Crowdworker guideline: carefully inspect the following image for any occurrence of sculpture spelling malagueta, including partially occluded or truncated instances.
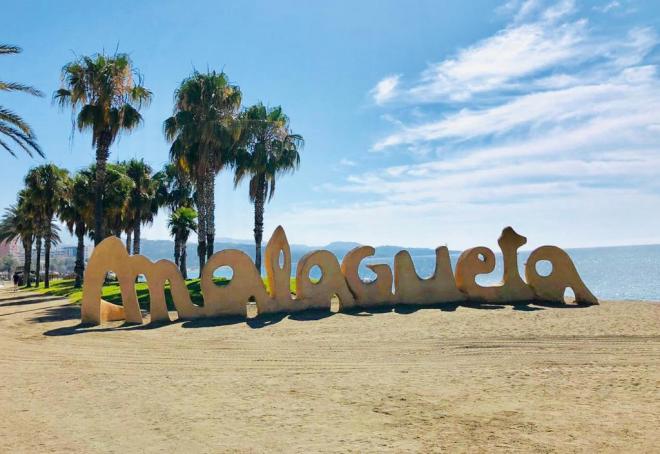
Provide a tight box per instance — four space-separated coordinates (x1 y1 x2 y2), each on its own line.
80 226 598 325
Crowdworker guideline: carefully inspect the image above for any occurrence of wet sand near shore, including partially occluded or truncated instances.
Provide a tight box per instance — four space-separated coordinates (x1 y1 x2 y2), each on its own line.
0 289 658 453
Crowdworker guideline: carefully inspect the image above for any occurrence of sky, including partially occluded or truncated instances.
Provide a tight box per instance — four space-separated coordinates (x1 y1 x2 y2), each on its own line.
1 0 660 250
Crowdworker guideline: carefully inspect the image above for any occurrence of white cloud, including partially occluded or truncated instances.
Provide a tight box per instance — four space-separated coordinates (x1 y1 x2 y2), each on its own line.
370 74 400 105
339 158 357 167
278 189 660 249
594 1 620 13
314 0 660 248
374 73 660 150
371 1 585 104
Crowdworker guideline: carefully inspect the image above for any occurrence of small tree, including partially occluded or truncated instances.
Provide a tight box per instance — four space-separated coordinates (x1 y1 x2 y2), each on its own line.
168 207 197 278
1 254 18 277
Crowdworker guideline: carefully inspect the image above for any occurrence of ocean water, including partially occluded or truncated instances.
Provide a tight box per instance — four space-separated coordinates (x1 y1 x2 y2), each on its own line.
207 244 660 302
300 245 660 302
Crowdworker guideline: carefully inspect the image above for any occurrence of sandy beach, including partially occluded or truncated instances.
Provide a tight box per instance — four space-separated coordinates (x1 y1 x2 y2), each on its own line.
0 289 658 453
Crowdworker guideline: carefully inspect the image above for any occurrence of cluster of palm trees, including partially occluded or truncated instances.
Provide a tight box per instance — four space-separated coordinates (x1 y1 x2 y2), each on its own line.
1 48 303 287
0 159 193 288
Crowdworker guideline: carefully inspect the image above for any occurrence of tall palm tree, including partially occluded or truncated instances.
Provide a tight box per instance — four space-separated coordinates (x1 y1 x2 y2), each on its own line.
0 45 43 158
123 158 160 255
54 52 152 245
164 70 242 275
234 104 303 273
24 164 70 288
168 206 197 278
60 171 94 288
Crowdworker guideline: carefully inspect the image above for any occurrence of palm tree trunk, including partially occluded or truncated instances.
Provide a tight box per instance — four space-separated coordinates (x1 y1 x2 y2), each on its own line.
253 177 266 274
35 236 42 287
44 228 52 288
180 237 188 279
125 229 132 254
173 233 181 267
196 178 207 277
133 216 141 255
23 238 32 288
94 131 112 245
206 167 215 260
74 225 85 289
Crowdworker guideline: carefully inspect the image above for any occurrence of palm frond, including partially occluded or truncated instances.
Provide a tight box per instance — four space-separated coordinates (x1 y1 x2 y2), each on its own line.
0 122 43 157
0 81 43 96
0 45 21 54
0 106 33 134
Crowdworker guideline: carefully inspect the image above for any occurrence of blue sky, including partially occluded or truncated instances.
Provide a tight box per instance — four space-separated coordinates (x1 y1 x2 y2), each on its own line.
2 0 660 249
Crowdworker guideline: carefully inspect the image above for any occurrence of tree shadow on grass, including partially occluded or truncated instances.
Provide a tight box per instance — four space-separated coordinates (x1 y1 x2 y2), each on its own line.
0 293 53 302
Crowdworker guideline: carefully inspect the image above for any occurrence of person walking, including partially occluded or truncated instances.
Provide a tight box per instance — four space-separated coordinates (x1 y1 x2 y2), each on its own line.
12 272 19 291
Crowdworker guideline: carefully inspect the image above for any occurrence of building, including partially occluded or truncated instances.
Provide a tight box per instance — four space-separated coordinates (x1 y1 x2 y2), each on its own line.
0 238 24 262
52 245 92 260
61 246 78 257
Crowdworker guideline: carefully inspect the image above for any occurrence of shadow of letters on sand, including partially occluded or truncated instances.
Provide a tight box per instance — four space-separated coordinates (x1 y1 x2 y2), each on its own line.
80 226 598 327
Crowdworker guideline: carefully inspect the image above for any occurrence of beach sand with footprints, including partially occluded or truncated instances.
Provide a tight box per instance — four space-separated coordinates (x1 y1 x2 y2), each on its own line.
0 288 658 452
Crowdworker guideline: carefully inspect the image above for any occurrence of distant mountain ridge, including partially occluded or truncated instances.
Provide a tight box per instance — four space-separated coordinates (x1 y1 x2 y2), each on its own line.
137 238 446 270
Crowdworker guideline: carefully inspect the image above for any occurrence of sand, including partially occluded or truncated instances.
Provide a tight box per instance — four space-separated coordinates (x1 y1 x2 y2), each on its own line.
0 288 658 453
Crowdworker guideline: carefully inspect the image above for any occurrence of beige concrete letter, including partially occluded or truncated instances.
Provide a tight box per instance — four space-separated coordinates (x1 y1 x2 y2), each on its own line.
341 246 394 308
495 227 536 302
81 236 144 324
296 250 356 311
263 226 295 313
525 246 598 305
455 246 498 302
81 236 204 325
455 227 535 303
394 246 465 304
201 249 272 318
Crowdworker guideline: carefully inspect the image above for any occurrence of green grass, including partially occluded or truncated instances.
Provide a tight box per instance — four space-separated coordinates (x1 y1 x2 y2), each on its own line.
25 277 298 311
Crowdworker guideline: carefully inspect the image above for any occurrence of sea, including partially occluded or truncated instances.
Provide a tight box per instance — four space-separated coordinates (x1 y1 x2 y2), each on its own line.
206 244 659 302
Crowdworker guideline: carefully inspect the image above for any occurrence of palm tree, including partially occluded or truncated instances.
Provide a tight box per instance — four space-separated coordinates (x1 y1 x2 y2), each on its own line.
158 162 194 211
54 52 152 245
168 207 197 278
123 159 161 255
60 171 94 288
0 45 43 158
0 197 34 286
24 164 70 288
20 186 45 286
164 70 242 275
1 191 61 287
157 163 194 261
89 163 134 239
73 163 133 247
234 104 303 272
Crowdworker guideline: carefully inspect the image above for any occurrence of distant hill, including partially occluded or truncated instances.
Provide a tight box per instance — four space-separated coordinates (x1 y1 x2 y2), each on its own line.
137 238 442 271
